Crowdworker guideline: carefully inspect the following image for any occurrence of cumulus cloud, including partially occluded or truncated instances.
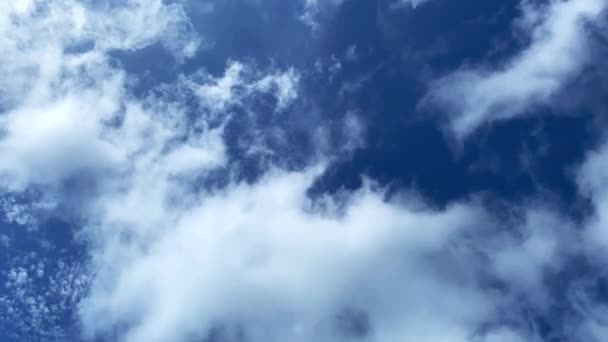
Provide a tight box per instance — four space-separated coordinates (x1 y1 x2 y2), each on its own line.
427 0 606 138
81 171 490 341
76 162 569 341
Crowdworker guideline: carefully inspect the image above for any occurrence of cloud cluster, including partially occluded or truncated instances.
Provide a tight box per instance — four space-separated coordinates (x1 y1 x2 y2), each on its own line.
1 254 88 341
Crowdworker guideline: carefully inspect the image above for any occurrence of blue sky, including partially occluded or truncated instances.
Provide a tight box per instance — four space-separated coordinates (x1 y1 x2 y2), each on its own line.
1 0 608 341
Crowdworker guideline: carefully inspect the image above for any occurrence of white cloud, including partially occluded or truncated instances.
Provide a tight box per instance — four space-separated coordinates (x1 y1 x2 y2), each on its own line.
488 209 568 307
81 168 523 342
188 62 300 115
0 0 202 192
427 0 606 138
0 1 587 341
254 68 301 110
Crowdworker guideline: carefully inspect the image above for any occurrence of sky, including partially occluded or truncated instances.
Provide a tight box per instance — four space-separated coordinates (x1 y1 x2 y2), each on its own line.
1 0 608 341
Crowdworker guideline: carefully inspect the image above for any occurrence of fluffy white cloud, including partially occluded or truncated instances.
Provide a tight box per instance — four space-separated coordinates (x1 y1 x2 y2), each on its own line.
81 171 493 341
78 161 565 341
427 0 606 138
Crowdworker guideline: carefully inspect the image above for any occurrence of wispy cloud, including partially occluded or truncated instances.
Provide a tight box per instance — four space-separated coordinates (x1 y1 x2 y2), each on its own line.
426 0 606 138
